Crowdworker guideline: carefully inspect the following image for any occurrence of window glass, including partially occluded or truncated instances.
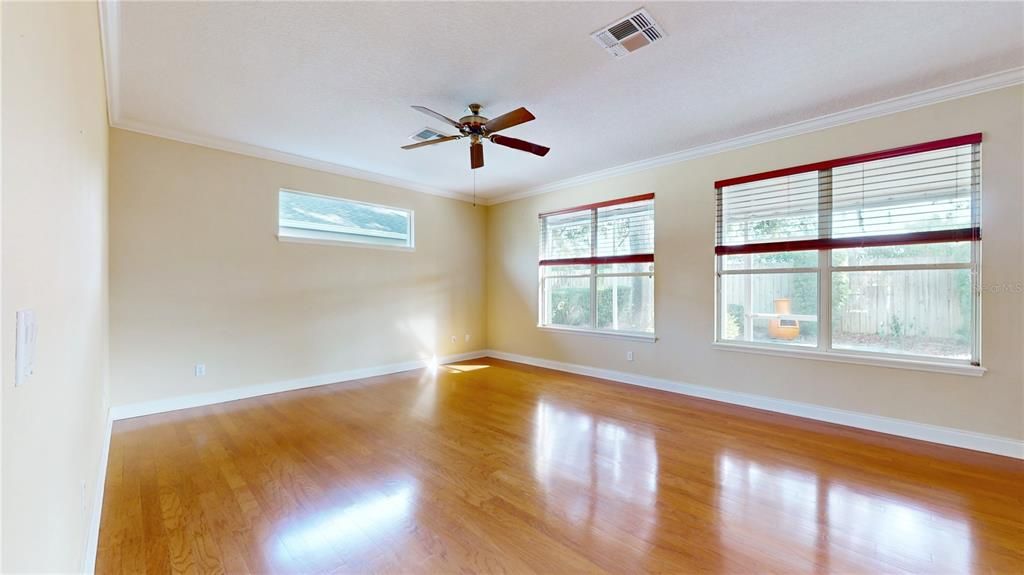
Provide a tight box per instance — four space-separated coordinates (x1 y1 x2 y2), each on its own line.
720 272 819 347
831 242 971 267
832 269 972 359
542 276 591 328
722 250 818 271
278 190 412 248
597 275 654 332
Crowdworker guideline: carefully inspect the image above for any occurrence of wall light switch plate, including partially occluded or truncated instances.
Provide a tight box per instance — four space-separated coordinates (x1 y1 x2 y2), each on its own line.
626 351 634 361
15 309 38 386
195 363 206 377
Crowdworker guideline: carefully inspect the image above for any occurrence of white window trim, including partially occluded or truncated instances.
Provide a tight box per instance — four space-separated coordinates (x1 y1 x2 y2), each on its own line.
277 188 415 250
538 325 658 342
714 158 983 371
712 341 985 377
277 230 416 252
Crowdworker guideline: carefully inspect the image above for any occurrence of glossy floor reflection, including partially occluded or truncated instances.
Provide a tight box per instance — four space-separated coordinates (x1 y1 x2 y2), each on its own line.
97 358 1024 574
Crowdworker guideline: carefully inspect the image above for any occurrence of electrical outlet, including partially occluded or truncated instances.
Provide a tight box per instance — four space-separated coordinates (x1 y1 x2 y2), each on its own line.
195 363 206 377
626 351 634 361
80 479 88 512
450 335 457 344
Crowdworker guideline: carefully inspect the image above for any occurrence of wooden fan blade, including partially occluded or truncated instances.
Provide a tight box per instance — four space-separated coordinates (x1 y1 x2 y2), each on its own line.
490 134 549 157
484 107 535 133
411 106 463 130
401 135 461 150
470 142 484 169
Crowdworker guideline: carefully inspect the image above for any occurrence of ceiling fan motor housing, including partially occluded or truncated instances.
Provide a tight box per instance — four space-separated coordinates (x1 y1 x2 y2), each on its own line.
459 104 489 134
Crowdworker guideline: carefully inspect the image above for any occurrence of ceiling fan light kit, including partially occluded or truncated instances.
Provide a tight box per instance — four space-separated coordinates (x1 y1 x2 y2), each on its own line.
402 103 549 169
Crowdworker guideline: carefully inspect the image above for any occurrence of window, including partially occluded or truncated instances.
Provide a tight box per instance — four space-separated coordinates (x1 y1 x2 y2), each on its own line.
715 134 981 366
278 189 413 249
539 194 655 336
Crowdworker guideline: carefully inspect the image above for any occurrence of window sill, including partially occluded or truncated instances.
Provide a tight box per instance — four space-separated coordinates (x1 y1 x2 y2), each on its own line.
538 325 658 342
712 341 985 377
277 233 415 252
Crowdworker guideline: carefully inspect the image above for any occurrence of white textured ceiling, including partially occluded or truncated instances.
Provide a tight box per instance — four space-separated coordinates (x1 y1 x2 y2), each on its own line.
108 2 1024 200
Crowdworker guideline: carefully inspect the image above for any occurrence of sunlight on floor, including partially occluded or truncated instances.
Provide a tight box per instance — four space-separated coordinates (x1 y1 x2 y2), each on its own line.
442 364 490 373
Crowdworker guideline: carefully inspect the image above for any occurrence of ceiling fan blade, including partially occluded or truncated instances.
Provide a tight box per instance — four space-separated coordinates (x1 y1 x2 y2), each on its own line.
484 107 536 134
401 135 461 150
411 106 463 130
470 142 484 169
490 134 549 157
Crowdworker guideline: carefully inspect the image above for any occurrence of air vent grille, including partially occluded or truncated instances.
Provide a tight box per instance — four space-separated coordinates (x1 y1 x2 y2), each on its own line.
642 27 661 42
410 127 449 142
591 8 665 59
631 12 652 30
607 19 639 40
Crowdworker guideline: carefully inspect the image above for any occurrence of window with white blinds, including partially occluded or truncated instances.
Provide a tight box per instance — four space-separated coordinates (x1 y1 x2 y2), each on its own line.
539 194 655 335
714 134 982 368
716 134 981 254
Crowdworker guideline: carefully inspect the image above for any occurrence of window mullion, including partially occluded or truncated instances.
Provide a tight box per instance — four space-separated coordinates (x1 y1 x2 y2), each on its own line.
715 227 726 342
590 208 599 329
818 169 833 352
970 143 982 366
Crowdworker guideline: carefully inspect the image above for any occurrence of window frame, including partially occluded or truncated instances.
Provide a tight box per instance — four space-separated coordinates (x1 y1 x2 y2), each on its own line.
538 194 656 339
714 137 983 373
277 188 415 251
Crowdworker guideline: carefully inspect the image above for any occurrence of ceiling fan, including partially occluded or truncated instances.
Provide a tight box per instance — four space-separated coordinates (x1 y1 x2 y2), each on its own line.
401 103 550 169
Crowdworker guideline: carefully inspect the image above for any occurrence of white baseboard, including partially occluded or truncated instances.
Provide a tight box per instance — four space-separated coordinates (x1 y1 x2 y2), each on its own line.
483 349 1024 460
109 350 488 421
82 410 113 574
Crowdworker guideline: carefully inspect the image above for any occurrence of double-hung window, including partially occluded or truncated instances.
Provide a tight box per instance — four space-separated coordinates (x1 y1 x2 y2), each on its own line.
539 194 655 336
715 134 981 367
278 189 414 249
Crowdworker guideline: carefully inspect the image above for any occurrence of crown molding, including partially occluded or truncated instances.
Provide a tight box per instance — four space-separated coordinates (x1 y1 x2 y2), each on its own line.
111 119 474 202
98 0 473 204
98 0 120 124
98 0 1020 207
489 67 1024 205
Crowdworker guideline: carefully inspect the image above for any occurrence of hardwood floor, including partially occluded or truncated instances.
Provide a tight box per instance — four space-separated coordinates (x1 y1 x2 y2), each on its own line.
97 358 1024 574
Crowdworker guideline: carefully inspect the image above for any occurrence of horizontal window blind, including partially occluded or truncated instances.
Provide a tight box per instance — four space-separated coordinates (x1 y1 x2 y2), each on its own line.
540 194 654 265
715 134 981 255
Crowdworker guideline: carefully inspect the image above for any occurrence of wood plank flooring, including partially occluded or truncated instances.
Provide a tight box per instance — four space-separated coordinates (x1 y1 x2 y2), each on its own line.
96 358 1024 574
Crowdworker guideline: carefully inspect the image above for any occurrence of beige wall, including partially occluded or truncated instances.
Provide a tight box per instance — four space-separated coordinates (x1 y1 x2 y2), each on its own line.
488 86 1024 441
2 2 110 572
109 129 487 407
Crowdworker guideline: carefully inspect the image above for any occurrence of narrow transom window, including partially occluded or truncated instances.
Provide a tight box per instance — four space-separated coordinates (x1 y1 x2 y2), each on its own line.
714 134 982 366
278 189 414 249
538 194 655 335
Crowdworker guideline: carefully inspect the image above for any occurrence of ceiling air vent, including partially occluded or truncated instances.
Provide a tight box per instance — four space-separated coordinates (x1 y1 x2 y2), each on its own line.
409 127 450 142
591 8 665 58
